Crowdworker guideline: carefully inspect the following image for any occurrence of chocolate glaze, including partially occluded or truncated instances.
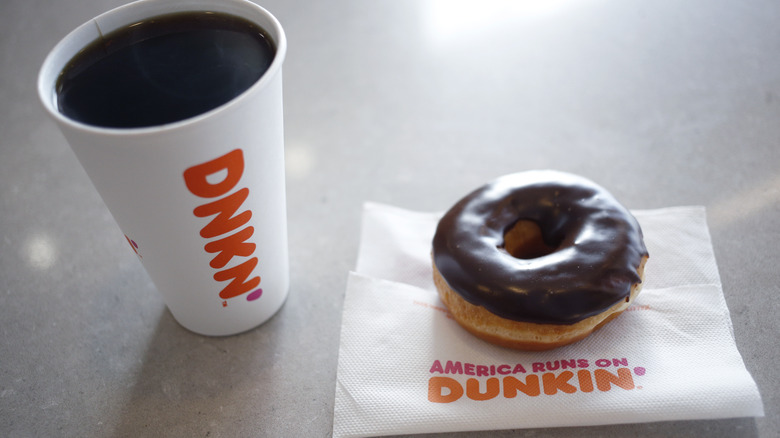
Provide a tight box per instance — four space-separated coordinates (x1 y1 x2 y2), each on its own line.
432 170 648 325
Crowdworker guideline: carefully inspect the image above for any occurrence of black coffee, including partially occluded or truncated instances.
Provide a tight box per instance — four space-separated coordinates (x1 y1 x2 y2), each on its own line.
56 11 275 128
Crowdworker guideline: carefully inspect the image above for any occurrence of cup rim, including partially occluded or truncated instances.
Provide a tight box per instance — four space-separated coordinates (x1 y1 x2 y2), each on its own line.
37 0 287 136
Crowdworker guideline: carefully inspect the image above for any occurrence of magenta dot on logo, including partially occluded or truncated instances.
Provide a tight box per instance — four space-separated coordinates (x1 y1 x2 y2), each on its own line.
131 240 138 249
247 288 263 301
634 366 646 376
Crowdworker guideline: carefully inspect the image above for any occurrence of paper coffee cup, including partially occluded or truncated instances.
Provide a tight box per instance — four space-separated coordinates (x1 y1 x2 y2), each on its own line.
37 0 289 336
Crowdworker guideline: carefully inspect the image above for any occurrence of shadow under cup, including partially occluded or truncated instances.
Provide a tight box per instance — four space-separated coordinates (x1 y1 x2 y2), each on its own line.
37 0 290 336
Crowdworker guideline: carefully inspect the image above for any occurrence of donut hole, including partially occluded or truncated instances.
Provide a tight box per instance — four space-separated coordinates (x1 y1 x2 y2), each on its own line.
502 220 558 259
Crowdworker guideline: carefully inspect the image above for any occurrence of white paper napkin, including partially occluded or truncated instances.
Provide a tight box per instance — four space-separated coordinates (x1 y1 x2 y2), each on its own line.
333 203 764 437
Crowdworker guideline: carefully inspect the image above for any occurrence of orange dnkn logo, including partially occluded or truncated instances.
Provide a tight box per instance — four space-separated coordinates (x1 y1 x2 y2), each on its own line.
183 149 262 303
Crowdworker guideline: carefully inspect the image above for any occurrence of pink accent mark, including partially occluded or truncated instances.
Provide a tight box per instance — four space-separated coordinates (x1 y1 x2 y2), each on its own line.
247 288 263 301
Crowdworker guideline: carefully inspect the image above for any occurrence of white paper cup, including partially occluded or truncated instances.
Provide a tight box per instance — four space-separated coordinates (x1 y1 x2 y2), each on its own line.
38 0 289 336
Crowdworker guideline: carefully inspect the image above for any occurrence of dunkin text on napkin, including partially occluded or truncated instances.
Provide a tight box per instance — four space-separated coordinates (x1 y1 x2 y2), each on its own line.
333 203 763 438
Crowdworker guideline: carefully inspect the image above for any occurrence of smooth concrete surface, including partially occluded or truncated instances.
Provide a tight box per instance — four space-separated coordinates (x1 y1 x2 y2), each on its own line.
1 0 778 436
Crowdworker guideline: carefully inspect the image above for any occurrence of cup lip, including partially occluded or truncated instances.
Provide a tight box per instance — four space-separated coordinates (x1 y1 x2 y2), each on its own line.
37 0 287 136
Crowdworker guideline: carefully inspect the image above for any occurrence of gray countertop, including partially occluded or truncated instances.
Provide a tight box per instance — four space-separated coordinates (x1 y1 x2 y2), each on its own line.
1 0 778 437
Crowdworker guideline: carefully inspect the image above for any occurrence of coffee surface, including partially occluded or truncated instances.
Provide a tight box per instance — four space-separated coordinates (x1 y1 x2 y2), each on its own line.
56 11 275 128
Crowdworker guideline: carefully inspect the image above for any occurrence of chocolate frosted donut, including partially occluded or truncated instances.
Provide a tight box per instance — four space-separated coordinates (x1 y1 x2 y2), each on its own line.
432 170 648 350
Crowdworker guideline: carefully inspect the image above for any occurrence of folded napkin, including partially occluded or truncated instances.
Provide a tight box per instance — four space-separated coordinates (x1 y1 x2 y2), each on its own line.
333 203 763 437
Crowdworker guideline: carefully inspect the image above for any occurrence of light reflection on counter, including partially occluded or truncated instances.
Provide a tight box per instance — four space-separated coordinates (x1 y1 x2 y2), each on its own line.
709 173 780 230
286 142 315 180
23 233 57 270
421 0 582 46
